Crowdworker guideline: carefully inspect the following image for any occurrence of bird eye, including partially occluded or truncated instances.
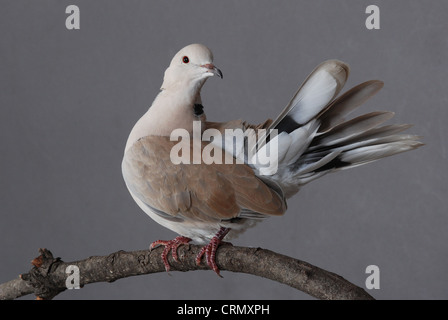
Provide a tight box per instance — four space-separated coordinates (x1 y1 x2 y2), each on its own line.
182 56 190 64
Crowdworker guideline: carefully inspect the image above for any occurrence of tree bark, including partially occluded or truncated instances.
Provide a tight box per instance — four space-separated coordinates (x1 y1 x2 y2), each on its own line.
0 246 374 300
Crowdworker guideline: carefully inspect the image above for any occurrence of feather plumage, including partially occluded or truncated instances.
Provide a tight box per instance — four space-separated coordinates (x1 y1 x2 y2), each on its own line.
122 44 422 247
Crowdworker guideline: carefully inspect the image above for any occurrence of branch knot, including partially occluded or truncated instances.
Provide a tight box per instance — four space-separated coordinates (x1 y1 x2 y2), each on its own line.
20 248 65 300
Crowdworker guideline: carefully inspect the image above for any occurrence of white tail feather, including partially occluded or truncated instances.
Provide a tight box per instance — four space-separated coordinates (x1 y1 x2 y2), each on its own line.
246 61 422 197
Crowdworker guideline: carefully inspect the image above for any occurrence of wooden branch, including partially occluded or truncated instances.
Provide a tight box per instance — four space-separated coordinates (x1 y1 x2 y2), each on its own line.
0 246 374 300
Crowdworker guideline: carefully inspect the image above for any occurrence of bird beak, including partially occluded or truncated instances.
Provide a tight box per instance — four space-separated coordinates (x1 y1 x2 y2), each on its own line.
201 63 223 79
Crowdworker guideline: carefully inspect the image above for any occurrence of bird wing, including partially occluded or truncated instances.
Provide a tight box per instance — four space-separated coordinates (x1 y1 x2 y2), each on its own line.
122 135 286 224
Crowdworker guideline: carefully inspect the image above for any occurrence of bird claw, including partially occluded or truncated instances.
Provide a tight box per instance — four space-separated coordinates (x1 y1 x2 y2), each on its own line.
195 227 231 277
150 228 231 276
150 236 191 272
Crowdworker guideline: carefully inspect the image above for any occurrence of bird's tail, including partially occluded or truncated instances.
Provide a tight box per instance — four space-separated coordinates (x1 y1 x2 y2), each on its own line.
251 60 423 197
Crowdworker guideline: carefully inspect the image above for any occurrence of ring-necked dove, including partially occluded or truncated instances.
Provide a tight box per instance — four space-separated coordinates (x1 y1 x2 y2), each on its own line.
122 43 422 276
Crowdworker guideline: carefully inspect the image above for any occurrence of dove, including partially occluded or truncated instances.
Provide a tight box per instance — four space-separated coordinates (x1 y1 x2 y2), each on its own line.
122 43 422 276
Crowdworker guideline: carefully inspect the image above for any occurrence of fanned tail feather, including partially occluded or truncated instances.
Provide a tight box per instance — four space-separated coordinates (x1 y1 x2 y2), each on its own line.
249 62 423 198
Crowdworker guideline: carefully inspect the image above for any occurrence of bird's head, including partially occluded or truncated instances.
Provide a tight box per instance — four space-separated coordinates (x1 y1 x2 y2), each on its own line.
161 44 222 91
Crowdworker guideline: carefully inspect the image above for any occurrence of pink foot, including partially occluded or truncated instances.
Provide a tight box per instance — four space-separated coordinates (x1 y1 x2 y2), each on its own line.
196 227 231 277
150 236 192 272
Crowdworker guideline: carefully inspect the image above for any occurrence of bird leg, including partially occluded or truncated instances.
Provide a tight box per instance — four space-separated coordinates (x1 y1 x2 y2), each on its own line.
150 236 192 272
196 227 231 277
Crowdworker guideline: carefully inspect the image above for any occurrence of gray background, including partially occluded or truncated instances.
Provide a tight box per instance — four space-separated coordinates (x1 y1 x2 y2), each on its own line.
1 0 447 300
